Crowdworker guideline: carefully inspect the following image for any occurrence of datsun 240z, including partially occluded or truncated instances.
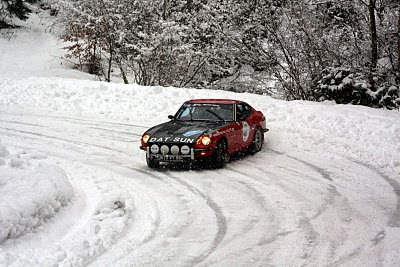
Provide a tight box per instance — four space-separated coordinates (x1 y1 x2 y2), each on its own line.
140 99 268 168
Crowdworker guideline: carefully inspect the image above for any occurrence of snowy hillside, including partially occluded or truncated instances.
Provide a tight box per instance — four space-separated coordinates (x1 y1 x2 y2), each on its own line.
1 7 400 267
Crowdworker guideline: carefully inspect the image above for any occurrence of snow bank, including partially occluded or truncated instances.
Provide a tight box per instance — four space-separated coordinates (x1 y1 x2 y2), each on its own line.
0 172 133 267
0 139 74 244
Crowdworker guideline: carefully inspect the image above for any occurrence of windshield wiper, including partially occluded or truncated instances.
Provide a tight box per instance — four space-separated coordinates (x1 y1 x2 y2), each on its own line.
206 109 225 123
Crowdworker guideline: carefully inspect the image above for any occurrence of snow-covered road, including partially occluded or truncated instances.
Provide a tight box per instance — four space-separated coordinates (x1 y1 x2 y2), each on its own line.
1 106 399 266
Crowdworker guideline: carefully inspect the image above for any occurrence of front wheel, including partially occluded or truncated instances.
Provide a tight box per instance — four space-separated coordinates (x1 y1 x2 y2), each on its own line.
146 157 159 168
249 127 263 155
212 139 227 168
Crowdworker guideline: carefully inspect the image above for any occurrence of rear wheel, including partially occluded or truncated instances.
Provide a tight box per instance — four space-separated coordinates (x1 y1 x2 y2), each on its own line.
212 139 227 168
249 127 263 155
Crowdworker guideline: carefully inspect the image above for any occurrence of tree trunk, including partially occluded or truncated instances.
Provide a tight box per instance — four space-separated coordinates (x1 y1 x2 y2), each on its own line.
119 65 129 84
107 45 113 82
186 0 193 12
369 0 378 86
398 3 400 84
163 0 168 19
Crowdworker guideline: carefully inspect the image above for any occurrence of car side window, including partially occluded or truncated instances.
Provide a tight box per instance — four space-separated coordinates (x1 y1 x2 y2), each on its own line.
244 104 252 117
236 103 252 121
236 104 246 121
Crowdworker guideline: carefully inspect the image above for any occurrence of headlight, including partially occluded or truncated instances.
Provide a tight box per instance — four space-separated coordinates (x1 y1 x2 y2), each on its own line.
198 136 211 146
142 134 150 144
201 136 211 146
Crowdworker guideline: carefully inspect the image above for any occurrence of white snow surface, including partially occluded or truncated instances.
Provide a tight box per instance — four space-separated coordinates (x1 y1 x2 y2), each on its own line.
0 142 73 244
1 7 400 267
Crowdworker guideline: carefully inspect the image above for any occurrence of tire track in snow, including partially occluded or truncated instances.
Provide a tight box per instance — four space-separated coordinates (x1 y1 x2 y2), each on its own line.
87 163 206 266
0 109 148 129
201 168 283 265
243 151 355 264
0 118 137 142
230 157 323 263
268 151 354 263
218 169 270 240
88 162 162 248
266 149 399 264
351 159 400 228
263 150 343 219
0 127 130 153
271 153 344 222
163 172 227 265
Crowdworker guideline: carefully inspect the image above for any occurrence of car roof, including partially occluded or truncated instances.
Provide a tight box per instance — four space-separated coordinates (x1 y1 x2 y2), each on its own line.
187 99 242 104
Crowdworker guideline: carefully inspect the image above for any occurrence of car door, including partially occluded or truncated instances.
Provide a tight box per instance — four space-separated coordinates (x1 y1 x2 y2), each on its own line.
235 103 254 150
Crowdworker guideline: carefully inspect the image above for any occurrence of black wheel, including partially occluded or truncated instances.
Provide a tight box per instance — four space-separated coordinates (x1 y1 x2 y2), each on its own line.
146 157 159 168
212 139 227 168
249 127 263 155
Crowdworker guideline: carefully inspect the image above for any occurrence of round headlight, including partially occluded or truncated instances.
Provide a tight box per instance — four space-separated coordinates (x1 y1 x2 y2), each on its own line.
171 145 179 155
201 136 211 146
142 134 150 144
161 145 169 155
151 144 159 154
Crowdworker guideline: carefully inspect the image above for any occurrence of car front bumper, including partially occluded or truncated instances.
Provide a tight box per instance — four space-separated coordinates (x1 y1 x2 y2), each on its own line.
140 146 214 162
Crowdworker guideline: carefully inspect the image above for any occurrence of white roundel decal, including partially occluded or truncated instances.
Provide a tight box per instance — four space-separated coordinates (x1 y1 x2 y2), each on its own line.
242 121 250 142
181 145 190 155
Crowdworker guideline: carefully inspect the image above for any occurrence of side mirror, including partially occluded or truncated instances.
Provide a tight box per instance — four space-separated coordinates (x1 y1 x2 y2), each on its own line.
168 115 174 120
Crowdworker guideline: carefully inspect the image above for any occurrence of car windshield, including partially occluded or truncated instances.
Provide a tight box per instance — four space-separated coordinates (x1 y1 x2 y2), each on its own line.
175 103 234 122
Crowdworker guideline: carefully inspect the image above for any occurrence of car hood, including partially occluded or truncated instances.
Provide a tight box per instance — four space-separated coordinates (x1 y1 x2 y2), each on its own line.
146 120 231 145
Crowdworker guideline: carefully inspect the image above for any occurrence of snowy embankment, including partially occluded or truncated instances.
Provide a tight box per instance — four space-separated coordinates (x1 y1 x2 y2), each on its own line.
0 134 133 266
1 76 399 175
0 139 74 243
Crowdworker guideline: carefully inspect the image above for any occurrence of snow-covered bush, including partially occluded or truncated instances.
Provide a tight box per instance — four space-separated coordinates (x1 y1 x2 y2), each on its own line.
316 67 400 109
374 84 400 110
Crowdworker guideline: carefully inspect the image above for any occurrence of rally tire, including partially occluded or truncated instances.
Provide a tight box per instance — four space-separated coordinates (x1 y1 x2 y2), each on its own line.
212 139 227 169
146 157 159 169
249 127 263 155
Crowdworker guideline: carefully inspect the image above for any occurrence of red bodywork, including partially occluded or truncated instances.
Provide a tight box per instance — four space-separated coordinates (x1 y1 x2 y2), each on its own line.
183 99 266 158
140 99 267 164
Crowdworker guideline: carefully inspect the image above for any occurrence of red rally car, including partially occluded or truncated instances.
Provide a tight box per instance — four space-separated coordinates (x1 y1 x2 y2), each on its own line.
140 99 268 168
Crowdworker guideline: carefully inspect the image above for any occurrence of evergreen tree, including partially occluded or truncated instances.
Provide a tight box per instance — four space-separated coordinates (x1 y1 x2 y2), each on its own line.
0 0 31 28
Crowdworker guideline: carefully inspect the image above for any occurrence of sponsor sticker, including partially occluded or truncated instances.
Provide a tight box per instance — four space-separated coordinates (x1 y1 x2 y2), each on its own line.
183 130 203 137
212 128 234 137
242 122 250 142
149 137 195 143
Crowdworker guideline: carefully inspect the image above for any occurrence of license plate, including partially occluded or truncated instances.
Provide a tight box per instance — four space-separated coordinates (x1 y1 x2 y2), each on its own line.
155 154 183 161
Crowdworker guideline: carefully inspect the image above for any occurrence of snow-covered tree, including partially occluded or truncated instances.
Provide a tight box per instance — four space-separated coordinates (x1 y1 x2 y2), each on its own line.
0 0 31 28
59 0 399 108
